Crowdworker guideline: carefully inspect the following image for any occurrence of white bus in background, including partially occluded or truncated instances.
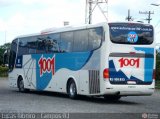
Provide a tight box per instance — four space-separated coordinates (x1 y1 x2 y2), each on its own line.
9 22 156 101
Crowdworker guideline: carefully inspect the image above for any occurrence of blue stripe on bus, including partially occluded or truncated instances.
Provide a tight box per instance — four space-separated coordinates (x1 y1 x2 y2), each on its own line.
32 51 93 90
55 52 93 71
134 47 154 82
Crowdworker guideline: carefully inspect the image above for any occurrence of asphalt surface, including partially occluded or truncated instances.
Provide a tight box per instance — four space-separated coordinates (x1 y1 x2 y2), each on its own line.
0 78 160 118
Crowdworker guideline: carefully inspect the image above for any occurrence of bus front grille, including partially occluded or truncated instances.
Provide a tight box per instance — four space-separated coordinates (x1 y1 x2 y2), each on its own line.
89 70 100 94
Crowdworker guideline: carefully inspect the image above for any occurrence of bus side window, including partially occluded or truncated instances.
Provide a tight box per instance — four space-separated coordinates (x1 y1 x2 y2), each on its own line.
37 38 46 54
88 27 103 51
27 36 37 54
73 30 88 52
46 34 60 53
60 31 74 52
18 38 28 56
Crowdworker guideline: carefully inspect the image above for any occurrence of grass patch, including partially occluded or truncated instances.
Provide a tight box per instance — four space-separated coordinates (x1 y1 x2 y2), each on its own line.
0 66 8 77
155 80 160 89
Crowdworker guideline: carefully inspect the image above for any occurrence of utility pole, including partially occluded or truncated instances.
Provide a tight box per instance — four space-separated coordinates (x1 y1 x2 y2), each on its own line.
139 11 154 24
89 0 93 24
85 0 108 24
126 9 133 21
4 30 6 44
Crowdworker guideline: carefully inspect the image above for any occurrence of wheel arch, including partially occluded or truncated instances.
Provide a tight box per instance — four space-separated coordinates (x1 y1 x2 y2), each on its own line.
17 75 24 88
66 76 78 94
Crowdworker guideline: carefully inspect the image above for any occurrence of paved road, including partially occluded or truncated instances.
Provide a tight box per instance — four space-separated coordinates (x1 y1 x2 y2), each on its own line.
0 78 160 115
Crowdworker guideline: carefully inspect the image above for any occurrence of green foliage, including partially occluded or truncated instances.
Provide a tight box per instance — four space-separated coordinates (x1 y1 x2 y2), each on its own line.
0 43 11 50
156 54 160 88
156 80 160 89
0 43 11 65
0 66 8 77
0 49 5 65
156 54 160 80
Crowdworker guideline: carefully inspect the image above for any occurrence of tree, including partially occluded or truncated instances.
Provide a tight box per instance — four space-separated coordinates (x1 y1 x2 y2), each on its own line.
0 43 11 65
156 54 160 81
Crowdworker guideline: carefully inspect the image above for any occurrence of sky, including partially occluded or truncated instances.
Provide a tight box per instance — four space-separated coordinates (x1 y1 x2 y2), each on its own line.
0 0 160 46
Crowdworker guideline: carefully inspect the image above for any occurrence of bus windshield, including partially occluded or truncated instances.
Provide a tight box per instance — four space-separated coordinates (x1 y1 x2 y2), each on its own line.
109 23 153 45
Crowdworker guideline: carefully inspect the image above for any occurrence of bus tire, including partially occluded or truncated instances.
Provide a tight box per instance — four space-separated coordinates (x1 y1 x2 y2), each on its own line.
104 95 121 101
67 80 77 99
17 77 29 93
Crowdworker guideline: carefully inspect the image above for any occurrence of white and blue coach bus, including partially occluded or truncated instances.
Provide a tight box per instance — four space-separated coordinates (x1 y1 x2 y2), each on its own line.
9 22 156 100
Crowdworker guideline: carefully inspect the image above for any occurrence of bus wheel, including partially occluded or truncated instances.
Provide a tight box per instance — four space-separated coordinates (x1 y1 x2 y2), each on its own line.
18 77 29 92
104 95 121 101
68 80 77 99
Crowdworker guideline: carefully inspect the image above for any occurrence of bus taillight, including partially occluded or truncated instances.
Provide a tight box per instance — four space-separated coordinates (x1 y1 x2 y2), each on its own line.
103 68 109 79
153 69 156 80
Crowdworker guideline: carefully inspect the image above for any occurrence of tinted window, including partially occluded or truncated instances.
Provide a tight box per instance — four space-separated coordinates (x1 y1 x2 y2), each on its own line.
18 34 61 55
60 31 73 52
18 38 28 56
37 37 46 54
27 36 37 54
46 34 61 53
88 27 103 50
18 36 38 55
109 23 153 45
15 27 103 56
73 30 88 52
9 39 18 71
